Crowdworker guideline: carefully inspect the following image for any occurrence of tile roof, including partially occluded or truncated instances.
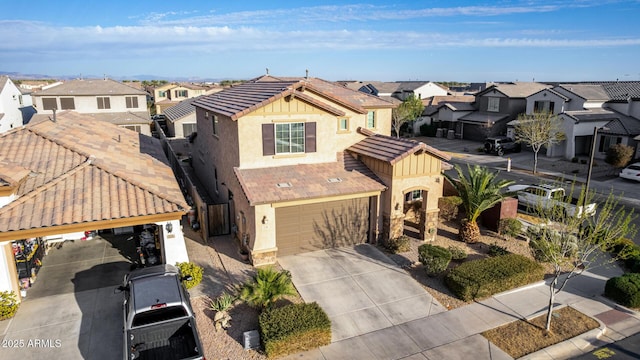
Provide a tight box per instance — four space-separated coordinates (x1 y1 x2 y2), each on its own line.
0 76 9 92
528 88 570 101
348 128 450 165
600 82 640 101
563 109 640 136
480 82 551 98
164 96 200 122
438 102 476 111
33 79 147 96
194 76 394 121
234 152 386 205
458 112 510 124
423 95 475 106
558 84 610 101
0 111 188 235
30 111 150 126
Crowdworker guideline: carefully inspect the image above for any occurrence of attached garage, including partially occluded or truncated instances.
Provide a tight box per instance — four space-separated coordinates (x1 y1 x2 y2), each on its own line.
275 197 370 256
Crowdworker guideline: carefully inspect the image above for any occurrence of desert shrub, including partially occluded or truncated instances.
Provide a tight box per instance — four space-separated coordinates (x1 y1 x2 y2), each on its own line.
488 243 510 257
498 218 522 239
448 245 468 261
605 143 634 168
418 244 452 276
420 123 437 137
438 196 463 221
527 226 578 262
444 254 544 301
0 291 18 320
176 261 203 289
240 267 297 309
259 302 331 358
209 292 236 312
385 235 411 254
571 157 579 163
605 273 640 308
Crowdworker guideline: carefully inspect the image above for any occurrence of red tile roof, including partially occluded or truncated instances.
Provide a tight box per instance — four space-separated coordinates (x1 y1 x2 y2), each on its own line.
348 128 451 165
0 111 188 235
233 152 386 205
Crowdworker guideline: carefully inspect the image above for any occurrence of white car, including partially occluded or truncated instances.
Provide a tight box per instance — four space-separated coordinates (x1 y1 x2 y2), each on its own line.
619 162 640 182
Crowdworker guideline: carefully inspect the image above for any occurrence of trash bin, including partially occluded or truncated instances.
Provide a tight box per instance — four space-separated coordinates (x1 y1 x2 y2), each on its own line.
436 128 443 138
447 129 455 139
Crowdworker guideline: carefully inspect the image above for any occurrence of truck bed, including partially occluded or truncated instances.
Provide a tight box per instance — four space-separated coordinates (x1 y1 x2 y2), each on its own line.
128 318 200 360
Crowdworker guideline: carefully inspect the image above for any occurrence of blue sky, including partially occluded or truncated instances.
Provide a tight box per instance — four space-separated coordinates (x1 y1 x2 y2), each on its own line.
1 0 639 82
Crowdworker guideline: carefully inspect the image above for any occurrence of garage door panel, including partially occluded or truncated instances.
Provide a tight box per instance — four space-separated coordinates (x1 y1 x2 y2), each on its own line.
276 198 370 256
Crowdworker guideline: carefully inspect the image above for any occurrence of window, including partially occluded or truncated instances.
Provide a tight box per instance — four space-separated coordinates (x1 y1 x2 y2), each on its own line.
405 190 422 203
42 98 57 110
175 90 188 97
125 96 139 109
121 125 142 133
275 123 305 154
338 118 349 131
18 95 23 106
214 168 219 193
366 111 376 128
487 97 500 112
183 123 197 137
534 100 555 114
598 135 622 153
60 97 75 110
211 114 218 135
97 97 111 109
158 91 167 97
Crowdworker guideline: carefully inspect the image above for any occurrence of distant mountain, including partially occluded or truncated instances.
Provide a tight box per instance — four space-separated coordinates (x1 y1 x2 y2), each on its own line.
0 71 227 83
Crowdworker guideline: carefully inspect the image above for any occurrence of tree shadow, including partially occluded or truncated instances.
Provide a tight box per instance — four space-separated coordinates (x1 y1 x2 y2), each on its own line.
313 199 369 249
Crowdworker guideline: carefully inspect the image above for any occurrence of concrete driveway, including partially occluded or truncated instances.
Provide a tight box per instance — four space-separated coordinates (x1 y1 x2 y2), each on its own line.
0 235 134 360
279 244 445 342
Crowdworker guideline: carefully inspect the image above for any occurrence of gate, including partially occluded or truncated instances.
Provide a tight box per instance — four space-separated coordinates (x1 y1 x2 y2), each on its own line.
208 203 230 236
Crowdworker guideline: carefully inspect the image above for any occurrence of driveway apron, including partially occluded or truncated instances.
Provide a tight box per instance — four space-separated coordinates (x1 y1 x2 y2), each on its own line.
279 244 445 342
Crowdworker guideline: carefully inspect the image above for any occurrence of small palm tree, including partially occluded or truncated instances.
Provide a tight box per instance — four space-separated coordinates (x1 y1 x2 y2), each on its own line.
239 267 297 309
444 164 514 243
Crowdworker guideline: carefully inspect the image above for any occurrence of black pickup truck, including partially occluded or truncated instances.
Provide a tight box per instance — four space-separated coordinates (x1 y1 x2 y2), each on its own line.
118 264 204 360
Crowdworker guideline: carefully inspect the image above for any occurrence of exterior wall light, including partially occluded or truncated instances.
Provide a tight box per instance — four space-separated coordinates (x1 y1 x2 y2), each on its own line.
165 222 173 233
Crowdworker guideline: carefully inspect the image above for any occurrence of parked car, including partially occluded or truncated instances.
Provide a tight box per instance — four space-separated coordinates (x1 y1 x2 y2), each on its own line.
619 162 640 182
118 264 204 360
508 184 597 218
484 136 521 156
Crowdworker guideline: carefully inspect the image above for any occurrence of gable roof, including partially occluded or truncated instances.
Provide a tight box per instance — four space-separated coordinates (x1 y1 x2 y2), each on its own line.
478 82 551 98
0 76 9 93
234 152 386 206
348 128 450 165
33 79 147 96
528 88 570 101
0 111 188 238
193 76 394 121
557 84 610 101
164 96 200 122
562 108 621 123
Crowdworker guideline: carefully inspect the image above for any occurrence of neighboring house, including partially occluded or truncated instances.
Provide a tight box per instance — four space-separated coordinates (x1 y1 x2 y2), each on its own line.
191 75 450 265
413 95 475 134
0 111 189 299
164 96 200 138
344 81 448 101
457 82 551 141
153 83 219 115
31 78 151 135
0 76 34 132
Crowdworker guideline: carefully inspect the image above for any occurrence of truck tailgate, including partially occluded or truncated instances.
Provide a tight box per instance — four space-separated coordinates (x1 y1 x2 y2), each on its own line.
127 318 201 360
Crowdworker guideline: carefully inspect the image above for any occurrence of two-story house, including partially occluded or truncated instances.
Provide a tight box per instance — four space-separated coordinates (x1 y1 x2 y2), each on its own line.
456 82 551 141
153 83 219 115
32 79 151 135
344 81 448 101
413 95 475 134
191 75 450 265
0 76 34 132
164 96 200 138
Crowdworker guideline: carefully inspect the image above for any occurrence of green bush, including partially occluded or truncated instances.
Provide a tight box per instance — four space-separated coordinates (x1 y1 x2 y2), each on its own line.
385 235 411 254
418 244 452 276
0 291 18 320
176 262 203 289
571 157 579 163
259 302 331 358
240 267 297 309
527 226 577 262
624 254 640 273
498 218 522 239
605 143 634 168
209 292 236 312
605 273 640 308
448 246 468 261
420 123 438 137
438 196 463 221
444 254 544 301
488 243 510 257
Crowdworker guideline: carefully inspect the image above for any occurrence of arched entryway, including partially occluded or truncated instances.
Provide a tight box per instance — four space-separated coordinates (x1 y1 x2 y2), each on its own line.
402 188 427 239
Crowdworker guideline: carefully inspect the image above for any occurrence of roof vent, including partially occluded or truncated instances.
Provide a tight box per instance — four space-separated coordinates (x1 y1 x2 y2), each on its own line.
276 182 292 188
327 177 342 183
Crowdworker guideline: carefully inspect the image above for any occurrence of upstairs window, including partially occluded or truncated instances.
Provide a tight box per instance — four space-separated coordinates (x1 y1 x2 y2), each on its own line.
405 190 422 203
42 98 57 110
125 96 139 109
338 118 349 132
183 123 196 137
97 97 111 109
158 91 167 97
212 114 218 135
175 90 188 97
366 111 376 128
487 97 500 112
276 123 305 154
534 100 554 114
60 97 75 110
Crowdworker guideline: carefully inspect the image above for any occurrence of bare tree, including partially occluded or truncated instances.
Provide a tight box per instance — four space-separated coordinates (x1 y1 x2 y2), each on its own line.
514 111 565 174
392 95 424 138
526 183 636 332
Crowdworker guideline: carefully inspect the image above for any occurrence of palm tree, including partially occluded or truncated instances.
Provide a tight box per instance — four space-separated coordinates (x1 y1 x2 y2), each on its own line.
444 164 514 243
239 267 297 309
